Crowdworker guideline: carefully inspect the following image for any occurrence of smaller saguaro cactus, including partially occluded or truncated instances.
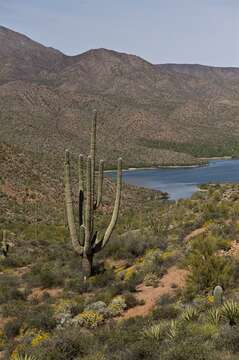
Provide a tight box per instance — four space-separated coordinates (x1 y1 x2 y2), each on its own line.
1 230 9 258
64 110 122 278
213 285 223 306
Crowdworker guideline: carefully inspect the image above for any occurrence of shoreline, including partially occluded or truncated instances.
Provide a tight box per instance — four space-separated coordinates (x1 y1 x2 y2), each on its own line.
105 157 235 172
199 156 232 160
105 163 207 172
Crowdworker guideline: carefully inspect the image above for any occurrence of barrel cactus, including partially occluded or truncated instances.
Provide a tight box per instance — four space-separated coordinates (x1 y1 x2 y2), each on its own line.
64 110 122 278
213 285 223 306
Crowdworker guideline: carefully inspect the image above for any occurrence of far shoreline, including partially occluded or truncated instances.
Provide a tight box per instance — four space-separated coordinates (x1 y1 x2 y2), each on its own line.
199 156 232 160
105 156 234 172
105 163 207 172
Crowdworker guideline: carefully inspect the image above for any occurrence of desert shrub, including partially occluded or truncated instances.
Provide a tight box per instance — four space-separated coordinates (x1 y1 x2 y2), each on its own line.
80 353 108 360
92 280 125 305
0 256 24 268
0 329 6 351
54 298 85 317
107 296 127 316
202 201 228 222
186 323 219 341
71 311 104 328
102 232 158 260
1 299 28 318
38 263 64 288
96 319 155 359
141 249 164 276
126 337 161 360
207 222 236 240
4 318 22 338
157 294 175 306
27 328 96 360
25 262 63 288
64 274 87 294
123 292 138 309
25 304 56 331
85 301 110 319
31 330 49 347
144 273 159 287
0 275 26 304
123 271 144 292
161 337 216 360
215 324 239 353
185 235 233 298
88 270 116 289
152 304 180 320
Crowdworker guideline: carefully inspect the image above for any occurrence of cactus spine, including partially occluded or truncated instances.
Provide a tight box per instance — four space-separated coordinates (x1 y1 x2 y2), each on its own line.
213 285 223 306
64 110 122 278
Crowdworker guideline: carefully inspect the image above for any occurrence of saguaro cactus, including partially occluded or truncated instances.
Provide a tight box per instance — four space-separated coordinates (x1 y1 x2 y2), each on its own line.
1 230 9 258
64 110 122 278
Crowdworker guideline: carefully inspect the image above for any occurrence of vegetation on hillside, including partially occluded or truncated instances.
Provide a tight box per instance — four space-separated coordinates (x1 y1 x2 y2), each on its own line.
1 181 239 359
140 138 239 159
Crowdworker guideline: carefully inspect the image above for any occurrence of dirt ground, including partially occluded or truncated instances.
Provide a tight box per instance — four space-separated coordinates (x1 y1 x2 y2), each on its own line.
119 266 188 319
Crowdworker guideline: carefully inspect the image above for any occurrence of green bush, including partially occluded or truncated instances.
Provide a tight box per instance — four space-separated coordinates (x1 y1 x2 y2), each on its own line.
28 328 96 360
161 338 216 360
25 304 56 331
185 235 233 298
123 292 138 309
4 318 22 338
0 275 26 304
152 304 180 320
25 262 64 288
216 324 239 353
144 273 159 287
101 232 159 260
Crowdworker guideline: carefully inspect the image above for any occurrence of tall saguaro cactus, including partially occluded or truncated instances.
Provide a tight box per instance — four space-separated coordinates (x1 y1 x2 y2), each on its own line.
1 230 9 258
64 110 122 278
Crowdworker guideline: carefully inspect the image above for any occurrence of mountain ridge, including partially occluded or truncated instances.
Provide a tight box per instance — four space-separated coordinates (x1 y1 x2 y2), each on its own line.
1 25 239 171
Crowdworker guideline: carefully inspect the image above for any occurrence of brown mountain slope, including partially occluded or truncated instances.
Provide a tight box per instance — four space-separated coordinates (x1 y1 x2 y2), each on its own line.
0 26 72 83
1 26 239 170
0 142 165 225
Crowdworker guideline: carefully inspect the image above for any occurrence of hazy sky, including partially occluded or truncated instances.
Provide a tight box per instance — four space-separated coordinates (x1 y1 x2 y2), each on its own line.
0 0 239 66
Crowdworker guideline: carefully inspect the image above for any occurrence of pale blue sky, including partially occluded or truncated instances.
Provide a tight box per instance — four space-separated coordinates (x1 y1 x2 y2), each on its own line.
0 0 239 66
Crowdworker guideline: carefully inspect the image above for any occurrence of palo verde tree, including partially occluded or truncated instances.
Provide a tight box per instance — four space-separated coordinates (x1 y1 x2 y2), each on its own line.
64 110 122 278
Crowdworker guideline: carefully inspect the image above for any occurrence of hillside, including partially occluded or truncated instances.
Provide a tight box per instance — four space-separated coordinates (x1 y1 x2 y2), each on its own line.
1 179 239 359
2 25 239 360
1 26 239 171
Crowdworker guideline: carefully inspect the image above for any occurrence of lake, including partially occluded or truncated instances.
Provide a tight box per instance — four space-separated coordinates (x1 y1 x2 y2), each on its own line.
106 159 239 200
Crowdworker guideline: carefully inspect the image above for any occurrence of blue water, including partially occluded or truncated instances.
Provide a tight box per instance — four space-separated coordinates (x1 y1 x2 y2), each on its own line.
106 160 239 200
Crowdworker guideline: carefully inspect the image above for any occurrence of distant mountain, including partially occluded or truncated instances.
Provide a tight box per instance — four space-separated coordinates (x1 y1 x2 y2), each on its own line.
1 25 239 173
0 26 72 83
